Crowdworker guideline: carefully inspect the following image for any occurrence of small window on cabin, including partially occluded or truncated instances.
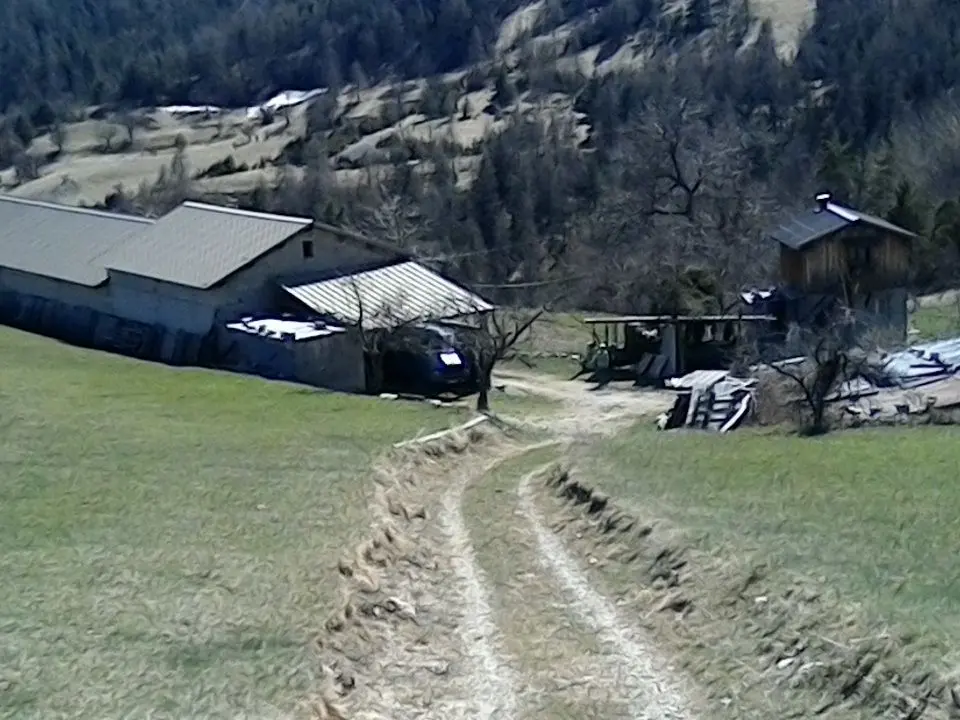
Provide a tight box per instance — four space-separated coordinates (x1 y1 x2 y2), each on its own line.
302 239 314 259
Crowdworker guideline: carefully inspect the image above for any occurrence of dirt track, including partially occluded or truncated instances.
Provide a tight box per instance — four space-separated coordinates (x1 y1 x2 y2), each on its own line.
312 372 689 719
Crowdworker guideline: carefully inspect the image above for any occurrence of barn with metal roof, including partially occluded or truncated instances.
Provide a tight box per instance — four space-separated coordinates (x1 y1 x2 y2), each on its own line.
0 194 494 390
0 195 155 346
282 260 494 329
94 200 404 337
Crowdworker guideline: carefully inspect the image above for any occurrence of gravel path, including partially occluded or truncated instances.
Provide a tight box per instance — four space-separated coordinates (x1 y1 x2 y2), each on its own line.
517 467 693 720
330 377 696 720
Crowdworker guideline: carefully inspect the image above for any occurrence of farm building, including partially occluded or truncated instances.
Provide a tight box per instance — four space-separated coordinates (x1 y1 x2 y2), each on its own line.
770 192 916 340
0 194 492 391
223 315 365 392
96 200 405 337
0 195 159 352
281 260 494 328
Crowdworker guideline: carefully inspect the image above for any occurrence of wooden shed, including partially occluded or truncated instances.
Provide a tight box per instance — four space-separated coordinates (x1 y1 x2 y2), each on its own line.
770 193 916 339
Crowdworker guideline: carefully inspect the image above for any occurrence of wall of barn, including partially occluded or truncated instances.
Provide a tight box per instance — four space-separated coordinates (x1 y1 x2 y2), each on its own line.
102 228 391 336
209 227 398 320
852 287 909 342
218 329 365 392
0 278 207 364
293 330 365 391
780 228 911 293
106 270 219 334
0 267 110 312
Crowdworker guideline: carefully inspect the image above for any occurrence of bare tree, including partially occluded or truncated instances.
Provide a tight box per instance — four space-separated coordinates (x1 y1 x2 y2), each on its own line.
110 145 191 215
345 279 543 411
466 307 546 412
12 152 39 184
750 317 866 436
50 122 67 154
347 281 435 395
352 281 391 394
581 98 778 314
96 123 119 153
353 192 431 252
118 112 137 149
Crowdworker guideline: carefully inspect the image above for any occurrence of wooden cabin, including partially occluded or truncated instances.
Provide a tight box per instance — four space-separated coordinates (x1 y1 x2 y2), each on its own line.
770 193 916 340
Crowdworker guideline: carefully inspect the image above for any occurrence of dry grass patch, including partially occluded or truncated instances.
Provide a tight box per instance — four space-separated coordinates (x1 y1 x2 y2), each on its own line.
0 327 467 720
462 444 642 718
912 301 960 340
531 425 960 719
311 420 511 719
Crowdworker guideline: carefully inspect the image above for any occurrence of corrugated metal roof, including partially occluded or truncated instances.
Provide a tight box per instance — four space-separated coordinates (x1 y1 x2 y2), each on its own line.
880 336 960 381
283 260 494 329
583 314 775 324
103 201 312 289
0 195 154 286
770 201 916 250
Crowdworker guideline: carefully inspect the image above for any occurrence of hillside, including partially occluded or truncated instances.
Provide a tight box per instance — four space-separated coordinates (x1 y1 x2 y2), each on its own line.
5 0 960 310
1 0 813 203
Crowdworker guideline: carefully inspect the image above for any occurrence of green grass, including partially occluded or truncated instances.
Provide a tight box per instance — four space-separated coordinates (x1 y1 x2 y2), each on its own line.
515 311 593 355
0 327 468 719
911 303 960 340
500 355 581 379
590 426 960 652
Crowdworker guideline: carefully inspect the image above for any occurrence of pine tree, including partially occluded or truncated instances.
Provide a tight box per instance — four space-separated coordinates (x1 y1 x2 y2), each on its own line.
683 0 713 35
815 134 857 204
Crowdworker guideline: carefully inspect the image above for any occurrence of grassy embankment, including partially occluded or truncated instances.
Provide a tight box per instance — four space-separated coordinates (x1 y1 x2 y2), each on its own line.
0 326 471 719
537 424 960 716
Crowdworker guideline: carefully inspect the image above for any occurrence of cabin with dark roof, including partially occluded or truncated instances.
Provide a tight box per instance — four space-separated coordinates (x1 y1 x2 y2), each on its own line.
769 193 916 340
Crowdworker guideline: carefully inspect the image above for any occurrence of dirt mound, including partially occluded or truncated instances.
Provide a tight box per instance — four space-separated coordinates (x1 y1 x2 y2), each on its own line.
304 419 500 719
534 463 956 720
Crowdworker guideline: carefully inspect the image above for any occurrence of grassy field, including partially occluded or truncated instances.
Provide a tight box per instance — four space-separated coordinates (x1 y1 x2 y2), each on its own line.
911 301 960 340
0 327 468 719
503 310 594 379
588 425 960 658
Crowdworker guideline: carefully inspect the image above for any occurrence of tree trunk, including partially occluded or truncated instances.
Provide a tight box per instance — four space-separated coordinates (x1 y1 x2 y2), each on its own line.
475 366 493 412
809 406 825 435
366 352 385 394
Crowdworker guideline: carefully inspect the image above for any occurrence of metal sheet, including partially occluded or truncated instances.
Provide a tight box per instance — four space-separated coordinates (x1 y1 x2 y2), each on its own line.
880 336 960 381
665 369 731 390
226 316 345 342
769 201 915 250
583 314 775 324
104 201 312 289
283 260 494 329
771 208 848 250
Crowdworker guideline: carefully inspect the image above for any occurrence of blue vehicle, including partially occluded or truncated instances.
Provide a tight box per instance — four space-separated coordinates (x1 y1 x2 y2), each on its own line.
379 321 480 398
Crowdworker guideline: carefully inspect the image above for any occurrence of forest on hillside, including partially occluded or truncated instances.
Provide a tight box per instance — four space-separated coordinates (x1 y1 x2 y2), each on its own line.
5 0 960 311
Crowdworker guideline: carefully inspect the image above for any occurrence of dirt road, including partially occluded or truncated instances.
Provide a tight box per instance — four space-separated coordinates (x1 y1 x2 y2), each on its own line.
493 367 674 438
316 372 689 720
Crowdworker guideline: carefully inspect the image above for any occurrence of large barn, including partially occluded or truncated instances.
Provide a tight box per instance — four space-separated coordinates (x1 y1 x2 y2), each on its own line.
0 195 492 391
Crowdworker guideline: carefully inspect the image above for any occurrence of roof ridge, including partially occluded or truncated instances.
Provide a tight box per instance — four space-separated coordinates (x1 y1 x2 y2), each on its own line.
825 202 860 223
180 200 313 225
0 194 155 223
